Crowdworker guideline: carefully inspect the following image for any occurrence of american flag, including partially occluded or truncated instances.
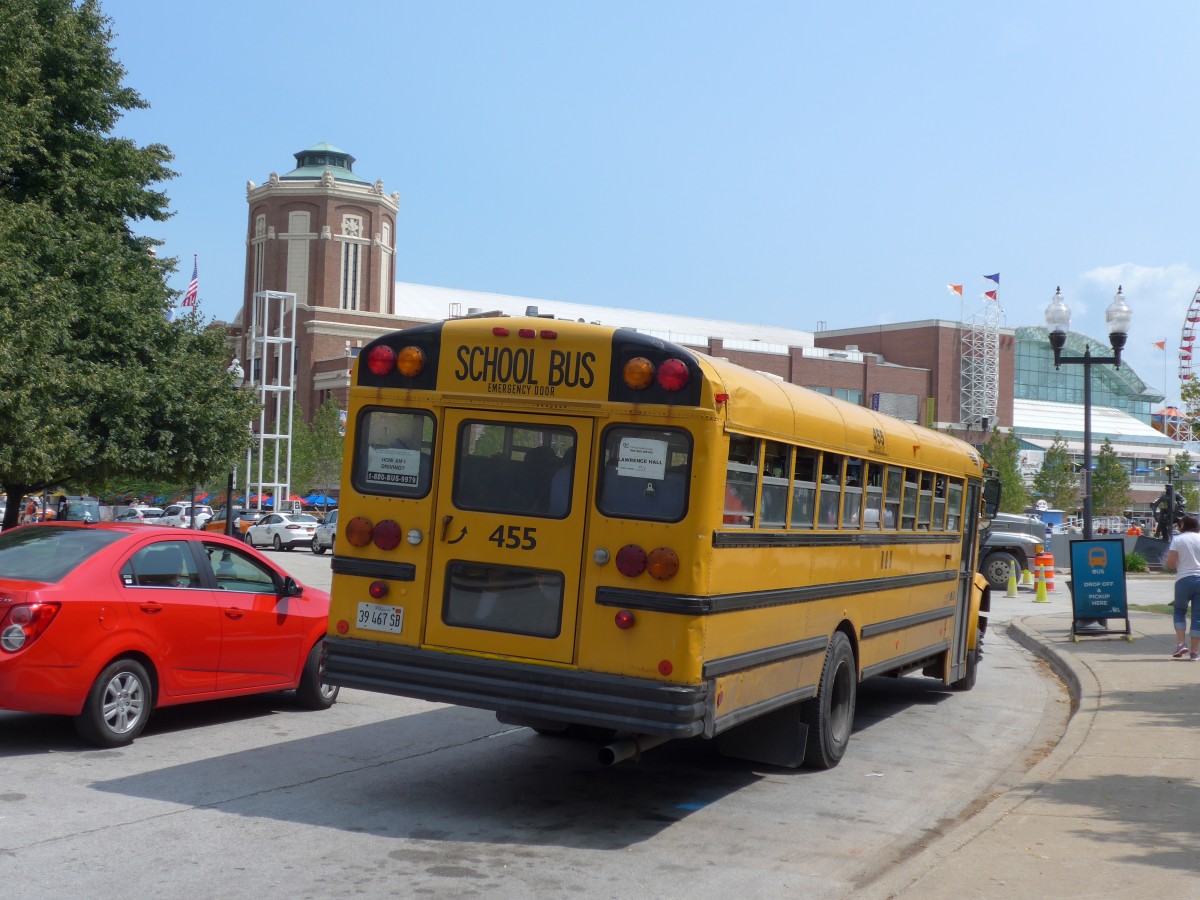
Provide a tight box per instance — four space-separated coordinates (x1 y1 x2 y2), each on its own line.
182 256 199 307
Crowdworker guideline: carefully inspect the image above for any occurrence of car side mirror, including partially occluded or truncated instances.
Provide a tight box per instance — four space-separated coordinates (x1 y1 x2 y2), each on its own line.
282 575 304 597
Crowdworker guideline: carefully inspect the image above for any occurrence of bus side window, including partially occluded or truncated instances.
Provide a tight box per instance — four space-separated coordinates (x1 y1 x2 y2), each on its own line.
917 471 934 530
791 447 819 529
818 453 844 529
842 457 864 529
901 468 919 531
759 441 790 528
933 475 948 530
946 479 964 532
883 466 902 529
724 434 758 527
863 462 884 529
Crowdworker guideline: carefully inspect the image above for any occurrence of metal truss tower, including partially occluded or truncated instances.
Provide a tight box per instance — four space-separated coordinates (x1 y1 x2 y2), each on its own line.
960 295 1001 430
244 290 297 511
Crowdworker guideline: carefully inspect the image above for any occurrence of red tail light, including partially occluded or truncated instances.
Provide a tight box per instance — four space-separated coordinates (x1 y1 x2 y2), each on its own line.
367 345 396 376
369 581 389 599
614 609 636 630
1 602 61 653
656 358 689 391
373 519 402 551
615 544 647 577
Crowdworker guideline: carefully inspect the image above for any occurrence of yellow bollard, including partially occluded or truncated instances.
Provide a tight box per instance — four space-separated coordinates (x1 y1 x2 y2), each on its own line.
1033 560 1049 602
1022 567 1034 586
1006 560 1018 598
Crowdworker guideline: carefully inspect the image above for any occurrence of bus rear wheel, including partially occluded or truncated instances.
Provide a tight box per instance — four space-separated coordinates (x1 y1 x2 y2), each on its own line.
800 631 856 769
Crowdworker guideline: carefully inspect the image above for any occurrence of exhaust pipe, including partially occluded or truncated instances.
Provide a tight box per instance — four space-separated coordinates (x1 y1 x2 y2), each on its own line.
598 733 670 766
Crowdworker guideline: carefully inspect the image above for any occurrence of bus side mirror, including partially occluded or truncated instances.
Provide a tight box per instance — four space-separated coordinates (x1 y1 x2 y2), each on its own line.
982 479 1001 520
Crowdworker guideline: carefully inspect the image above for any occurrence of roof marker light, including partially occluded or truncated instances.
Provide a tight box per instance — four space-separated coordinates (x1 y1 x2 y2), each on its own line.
492 327 510 337
518 328 536 338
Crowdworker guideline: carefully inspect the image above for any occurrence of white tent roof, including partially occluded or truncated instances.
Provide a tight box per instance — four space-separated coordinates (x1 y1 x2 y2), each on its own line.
1014 398 1176 458
394 282 815 349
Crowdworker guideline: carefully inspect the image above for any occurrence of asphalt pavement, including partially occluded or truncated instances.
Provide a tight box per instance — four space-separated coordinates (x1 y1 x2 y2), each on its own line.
865 572 1200 897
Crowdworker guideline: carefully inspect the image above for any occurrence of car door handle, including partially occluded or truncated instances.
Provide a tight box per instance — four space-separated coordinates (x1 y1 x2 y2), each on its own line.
139 603 163 614
224 609 244 619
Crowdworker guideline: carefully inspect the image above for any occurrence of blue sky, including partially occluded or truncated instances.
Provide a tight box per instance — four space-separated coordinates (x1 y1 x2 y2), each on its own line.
107 1 1199 406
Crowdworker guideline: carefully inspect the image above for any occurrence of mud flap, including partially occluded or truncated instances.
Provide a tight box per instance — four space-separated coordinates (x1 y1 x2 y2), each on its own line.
715 703 810 768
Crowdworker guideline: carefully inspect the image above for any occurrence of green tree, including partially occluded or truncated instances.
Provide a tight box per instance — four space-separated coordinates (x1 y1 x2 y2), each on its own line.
1091 439 1129 515
292 398 344 505
0 1 258 528
979 428 1026 513
1033 434 1079 513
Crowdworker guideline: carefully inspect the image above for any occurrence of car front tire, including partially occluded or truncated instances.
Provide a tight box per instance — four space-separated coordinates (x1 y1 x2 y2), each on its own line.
312 536 325 555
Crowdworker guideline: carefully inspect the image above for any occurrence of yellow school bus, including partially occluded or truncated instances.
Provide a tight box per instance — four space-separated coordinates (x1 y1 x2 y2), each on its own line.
324 317 998 767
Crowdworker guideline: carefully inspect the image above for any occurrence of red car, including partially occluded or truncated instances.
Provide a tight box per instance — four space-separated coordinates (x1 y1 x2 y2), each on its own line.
0 522 338 747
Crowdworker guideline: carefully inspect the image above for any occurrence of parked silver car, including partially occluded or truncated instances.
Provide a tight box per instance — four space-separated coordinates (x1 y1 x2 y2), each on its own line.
311 509 338 554
245 512 320 551
155 504 214 529
114 506 165 524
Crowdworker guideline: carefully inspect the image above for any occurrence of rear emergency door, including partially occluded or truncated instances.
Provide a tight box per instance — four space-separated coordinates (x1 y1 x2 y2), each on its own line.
425 410 592 665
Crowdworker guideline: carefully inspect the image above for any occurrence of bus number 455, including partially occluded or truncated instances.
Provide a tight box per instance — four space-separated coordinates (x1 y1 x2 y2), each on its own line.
489 525 537 550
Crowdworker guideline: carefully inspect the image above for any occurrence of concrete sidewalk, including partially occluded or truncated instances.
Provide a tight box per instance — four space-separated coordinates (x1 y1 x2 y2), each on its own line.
866 574 1200 897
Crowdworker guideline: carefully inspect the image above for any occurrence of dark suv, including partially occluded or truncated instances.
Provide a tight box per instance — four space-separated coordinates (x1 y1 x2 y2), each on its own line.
979 513 1046 590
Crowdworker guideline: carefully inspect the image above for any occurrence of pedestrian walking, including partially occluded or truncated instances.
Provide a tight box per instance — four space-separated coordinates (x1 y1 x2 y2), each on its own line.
1166 514 1200 660
21 497 38 525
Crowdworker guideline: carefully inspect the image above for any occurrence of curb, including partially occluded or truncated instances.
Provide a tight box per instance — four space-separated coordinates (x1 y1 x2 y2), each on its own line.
860 615 1098 899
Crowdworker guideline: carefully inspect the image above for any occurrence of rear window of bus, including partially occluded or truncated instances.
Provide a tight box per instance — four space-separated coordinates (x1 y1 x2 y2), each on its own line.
597 426 692 522
351 408 436 497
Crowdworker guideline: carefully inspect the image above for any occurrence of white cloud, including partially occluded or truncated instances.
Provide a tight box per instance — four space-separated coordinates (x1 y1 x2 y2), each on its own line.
1080 263 1199 325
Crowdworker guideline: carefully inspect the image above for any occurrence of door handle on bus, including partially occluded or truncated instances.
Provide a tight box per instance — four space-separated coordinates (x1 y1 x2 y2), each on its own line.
441 514 454 541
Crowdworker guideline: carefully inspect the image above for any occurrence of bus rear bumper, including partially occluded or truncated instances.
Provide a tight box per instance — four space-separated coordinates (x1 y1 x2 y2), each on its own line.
325 637 708 738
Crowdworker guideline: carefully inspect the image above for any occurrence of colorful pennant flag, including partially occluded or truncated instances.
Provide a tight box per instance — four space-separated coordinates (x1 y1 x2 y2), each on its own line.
984 290 998 301
983 273 1000 284
182 255 199 307
947 284 963 296
1153 340 1166 350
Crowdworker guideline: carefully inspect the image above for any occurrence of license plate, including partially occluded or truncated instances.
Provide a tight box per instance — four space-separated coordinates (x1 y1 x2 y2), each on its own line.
356 601 404 634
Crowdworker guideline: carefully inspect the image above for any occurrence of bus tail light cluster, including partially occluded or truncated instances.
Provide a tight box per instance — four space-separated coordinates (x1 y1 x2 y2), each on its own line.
345 516 404 551
621 356 690 392
366 344 426 377
614 544 679 580
1 602 61 653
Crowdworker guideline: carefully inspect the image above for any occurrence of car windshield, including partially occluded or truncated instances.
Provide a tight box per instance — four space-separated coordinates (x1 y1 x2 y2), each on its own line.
0 526 126 582
290 515 320 524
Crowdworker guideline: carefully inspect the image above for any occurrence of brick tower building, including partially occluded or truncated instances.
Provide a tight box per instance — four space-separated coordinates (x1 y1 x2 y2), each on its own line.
240 143 401 417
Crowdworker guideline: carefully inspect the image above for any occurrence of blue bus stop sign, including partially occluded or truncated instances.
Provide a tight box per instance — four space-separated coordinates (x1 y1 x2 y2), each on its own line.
1069 538 1128 619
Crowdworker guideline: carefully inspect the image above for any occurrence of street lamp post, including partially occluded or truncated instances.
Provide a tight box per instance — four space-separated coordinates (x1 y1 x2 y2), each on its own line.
226 359 245 538
1045 286 1132 632
1044 285 1133 539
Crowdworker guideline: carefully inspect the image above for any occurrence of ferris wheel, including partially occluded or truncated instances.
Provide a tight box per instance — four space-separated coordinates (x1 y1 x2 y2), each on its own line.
1182 284 1200 391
